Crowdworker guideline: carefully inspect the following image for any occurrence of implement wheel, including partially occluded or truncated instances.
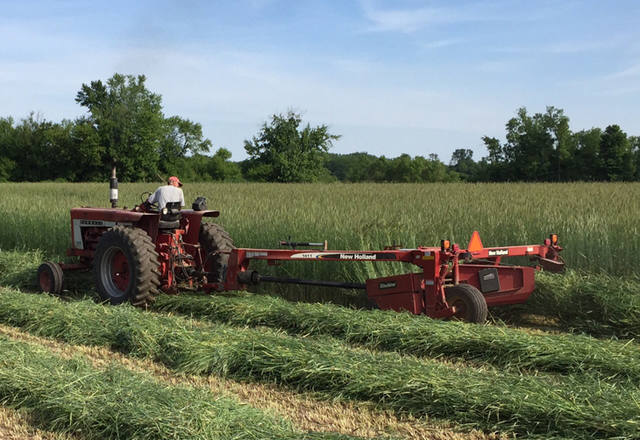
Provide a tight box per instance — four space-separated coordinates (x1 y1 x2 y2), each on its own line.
199 223 234 283
445 284 488 324
37 262 63 294
93 226 160 307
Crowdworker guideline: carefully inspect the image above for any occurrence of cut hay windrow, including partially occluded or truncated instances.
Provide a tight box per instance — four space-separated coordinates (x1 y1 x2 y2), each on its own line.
0 334 354 440
2 250 640 378
0 289 638 439
152 290 640 381
525 271 640 339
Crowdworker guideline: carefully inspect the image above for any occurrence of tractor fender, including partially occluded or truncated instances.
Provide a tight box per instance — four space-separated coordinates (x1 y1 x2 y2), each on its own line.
181 210 220 244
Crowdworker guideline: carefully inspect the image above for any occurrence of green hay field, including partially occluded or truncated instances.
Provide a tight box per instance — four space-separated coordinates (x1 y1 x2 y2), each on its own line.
1 182 639 439
2 182 639 278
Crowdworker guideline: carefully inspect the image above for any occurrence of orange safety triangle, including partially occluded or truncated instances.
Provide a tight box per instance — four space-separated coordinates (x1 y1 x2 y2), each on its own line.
467 230 484 252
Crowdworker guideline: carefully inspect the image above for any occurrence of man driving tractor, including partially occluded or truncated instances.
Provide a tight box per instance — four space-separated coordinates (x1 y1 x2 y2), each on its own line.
147 176 185 210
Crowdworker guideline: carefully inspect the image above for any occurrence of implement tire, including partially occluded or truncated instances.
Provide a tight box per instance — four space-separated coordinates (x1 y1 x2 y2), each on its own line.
445 284 488 324
199 223 234 283
93 226 161 307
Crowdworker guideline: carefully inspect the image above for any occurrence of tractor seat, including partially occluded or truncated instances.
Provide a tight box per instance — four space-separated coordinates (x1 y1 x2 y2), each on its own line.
159 202 182 230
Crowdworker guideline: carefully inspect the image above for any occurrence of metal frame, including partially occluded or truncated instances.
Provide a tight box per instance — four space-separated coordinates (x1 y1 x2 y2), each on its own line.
214 235 563 318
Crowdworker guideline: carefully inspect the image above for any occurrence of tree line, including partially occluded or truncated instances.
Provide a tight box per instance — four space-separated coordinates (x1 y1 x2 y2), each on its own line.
0 74 638 183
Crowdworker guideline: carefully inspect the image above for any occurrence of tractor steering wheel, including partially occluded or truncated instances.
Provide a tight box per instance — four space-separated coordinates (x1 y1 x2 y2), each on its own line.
138 191 157 211
140 191 153 203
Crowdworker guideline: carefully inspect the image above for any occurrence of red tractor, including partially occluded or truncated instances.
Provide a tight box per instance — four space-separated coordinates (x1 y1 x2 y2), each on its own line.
38 191 564 323
38 195 233 308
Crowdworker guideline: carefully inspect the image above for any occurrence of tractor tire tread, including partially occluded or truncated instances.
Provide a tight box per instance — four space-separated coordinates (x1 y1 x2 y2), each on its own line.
93 226 160 308
199 223 234 283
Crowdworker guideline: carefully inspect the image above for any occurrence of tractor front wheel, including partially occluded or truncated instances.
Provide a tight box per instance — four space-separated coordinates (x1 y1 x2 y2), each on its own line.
37 262 63 294
199 223 234 283
93 226 160 307
445 284 488 323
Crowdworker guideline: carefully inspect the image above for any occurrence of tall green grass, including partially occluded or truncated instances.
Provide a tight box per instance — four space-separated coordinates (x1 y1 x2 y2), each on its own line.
153 290 640 380
0 288 638 439
1 182 639 281
0 334 352 440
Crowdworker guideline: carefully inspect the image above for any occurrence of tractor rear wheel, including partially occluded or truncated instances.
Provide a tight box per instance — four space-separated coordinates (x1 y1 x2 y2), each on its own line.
93 226 161 307
199 223 234 283
445 284 488 323
37 262 63 294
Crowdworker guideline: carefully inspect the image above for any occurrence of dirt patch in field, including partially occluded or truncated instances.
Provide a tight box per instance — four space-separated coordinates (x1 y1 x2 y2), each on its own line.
0 406 76 440
0 324 508 440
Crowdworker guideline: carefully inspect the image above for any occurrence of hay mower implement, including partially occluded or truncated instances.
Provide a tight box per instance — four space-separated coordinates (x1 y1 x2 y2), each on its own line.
38 190 564 323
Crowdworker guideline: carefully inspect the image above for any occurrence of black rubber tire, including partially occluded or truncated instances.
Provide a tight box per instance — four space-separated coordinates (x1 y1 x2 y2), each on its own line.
37 262 63 293
199 223 234 283
445 283 488 324
93 226 161 307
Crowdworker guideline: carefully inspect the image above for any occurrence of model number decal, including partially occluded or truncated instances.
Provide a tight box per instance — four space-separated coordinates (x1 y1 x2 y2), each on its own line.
378 281 397 290
246 251 269 258
80 220 105 226
291 252 397 261
488 249 509 256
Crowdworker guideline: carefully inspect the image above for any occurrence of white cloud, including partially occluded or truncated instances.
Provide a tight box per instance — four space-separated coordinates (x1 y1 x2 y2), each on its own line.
358 0 548 33
604 63 640 80
361 4 458 33
492 36 628 55
421 38 464 49
475 60 516 74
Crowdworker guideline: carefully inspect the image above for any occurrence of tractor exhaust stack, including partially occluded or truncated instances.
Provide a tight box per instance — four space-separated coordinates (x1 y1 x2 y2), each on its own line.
110 166 118 208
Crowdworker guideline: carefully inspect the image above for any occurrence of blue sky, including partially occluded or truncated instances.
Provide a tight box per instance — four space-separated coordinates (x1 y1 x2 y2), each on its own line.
2 0 639 162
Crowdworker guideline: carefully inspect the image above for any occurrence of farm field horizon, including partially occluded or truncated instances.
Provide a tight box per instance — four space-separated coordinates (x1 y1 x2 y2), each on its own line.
1 181 640 439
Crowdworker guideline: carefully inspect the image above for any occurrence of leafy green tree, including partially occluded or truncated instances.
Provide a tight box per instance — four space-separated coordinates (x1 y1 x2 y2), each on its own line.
0 117 16 181
571 128 601 180
67 118 106 181
8 114 61 181
505 107 569 181
481 107 571 181
159 116 212 172
630 136 640 180
387 154 420 182
547 107 572 180
422 153 457 182
207 148 242 181
76 74 165 181
244 111 340 182
481 136 509 181
599 125 635 181
324 152 380 182
449 148 479 181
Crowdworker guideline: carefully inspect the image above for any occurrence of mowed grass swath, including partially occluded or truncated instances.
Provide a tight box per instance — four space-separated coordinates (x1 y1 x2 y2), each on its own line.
0 333 355 440
4 250 640 378
1 288 639 439
153 290 640 380
1 182 639 282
